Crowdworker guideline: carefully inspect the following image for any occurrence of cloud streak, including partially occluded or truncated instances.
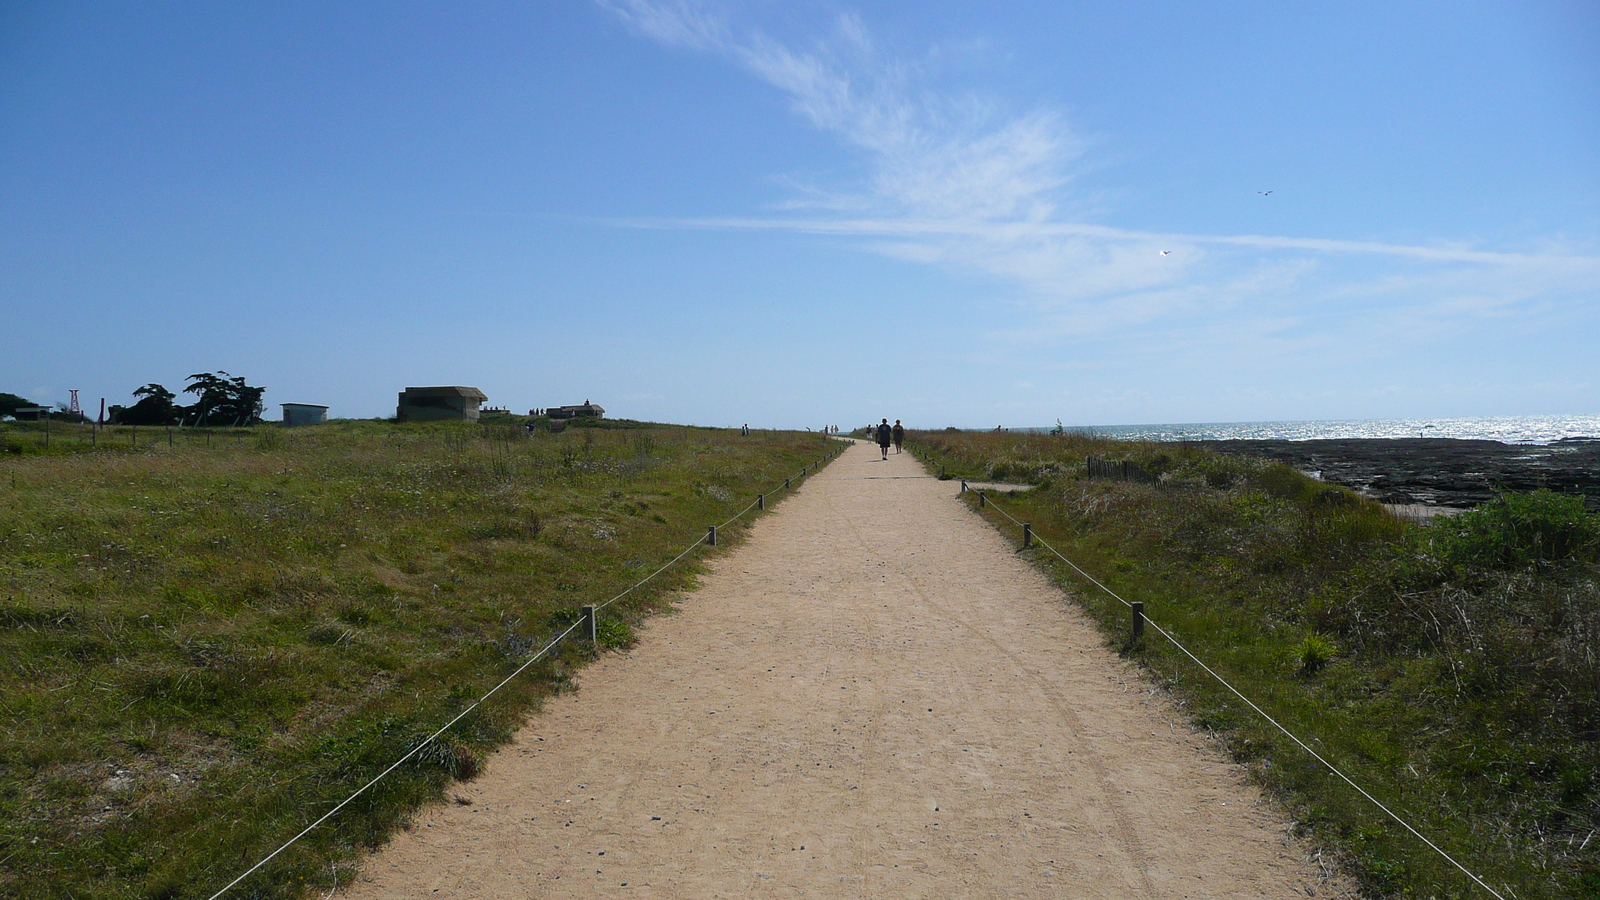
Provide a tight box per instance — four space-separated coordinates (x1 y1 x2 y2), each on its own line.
597 0 1599 352
611 214 1600 267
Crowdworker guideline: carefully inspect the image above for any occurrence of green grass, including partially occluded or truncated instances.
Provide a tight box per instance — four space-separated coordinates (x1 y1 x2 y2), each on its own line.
0 419 836 899
911 430 1600 899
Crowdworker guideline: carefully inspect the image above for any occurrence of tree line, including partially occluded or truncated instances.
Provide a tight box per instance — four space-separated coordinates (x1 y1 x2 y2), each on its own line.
1 372 266 426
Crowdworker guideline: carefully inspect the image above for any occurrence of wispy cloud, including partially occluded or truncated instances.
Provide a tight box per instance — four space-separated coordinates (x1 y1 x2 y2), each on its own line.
599 0 1076 224
611 214 1598 266
597 1 1600 347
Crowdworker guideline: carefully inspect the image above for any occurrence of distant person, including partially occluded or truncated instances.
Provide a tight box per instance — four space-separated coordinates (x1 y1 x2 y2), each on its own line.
742 423 749 436
892 420 905 454
876 419 892 460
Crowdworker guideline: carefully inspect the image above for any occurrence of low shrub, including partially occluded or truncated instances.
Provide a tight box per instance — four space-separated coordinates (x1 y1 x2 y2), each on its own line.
1293 633 1337 675
1437 489 1599 569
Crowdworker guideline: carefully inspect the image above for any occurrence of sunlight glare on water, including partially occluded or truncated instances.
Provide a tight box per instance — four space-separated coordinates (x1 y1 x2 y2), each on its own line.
1036 416 1600 445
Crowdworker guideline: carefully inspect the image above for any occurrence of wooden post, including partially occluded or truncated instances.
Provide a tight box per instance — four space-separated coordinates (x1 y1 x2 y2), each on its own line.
940 465 946 478
758 493 764 510
960 479 967 493
707 525 717 547
582 605 597 646
784 477 790 489
1131 601 1144 643
978 491 986 508
1022 523 1032 549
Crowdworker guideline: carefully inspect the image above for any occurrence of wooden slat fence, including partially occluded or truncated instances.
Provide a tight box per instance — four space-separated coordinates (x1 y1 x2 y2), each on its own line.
1085 456 1160 485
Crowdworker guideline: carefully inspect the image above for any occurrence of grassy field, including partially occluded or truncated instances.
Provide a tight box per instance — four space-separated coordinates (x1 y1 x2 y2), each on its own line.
0 419 835 899
912 430 1600 900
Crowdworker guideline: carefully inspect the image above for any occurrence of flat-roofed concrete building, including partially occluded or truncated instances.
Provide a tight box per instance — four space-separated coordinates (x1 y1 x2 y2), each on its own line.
547 400 605 420
397 386 488 423
281 403 329 427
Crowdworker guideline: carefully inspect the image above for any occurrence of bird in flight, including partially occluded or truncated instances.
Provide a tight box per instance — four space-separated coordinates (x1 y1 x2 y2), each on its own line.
1160 250 1170 256
1257 190 1273 196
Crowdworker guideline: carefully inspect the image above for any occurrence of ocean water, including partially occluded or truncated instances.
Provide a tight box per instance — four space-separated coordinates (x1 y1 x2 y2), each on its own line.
1035 415 1600 445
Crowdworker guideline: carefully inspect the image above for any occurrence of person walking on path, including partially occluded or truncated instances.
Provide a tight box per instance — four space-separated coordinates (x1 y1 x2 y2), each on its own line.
892 420 905 454
340 438 1345 900
875 419 892 460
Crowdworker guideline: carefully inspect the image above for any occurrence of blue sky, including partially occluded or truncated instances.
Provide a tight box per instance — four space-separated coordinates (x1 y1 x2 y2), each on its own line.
2 1 1596 428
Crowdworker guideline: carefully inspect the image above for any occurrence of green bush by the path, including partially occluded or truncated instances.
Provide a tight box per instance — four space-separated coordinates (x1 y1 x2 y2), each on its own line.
0 420 831 899
912 430 1600 899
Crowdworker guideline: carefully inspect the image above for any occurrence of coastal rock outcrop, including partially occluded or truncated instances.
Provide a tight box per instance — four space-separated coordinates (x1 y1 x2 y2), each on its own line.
1197 437 1600 510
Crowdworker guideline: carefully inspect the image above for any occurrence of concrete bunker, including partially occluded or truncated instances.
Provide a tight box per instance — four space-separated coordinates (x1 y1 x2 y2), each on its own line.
397 386 488 423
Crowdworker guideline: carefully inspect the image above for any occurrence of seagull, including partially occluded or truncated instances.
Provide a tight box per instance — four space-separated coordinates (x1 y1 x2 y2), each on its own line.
1258 190 1273 196
1160 250 1170 256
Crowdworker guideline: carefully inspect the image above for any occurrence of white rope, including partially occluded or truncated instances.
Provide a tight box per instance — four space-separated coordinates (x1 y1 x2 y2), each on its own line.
992 503 1133 611
206 618 585 900
976 493 1508 900
596 533 709 612
713 452 833 531
213 450 844 896
718 499 761 530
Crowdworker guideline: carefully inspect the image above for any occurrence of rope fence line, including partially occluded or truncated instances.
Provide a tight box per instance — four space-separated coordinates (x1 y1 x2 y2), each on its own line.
965 487 1508 900
203 618 585 900
207 440 846 899
594 533 707 613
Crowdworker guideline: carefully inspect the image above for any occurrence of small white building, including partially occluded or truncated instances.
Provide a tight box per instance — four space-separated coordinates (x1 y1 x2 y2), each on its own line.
281 403 329 427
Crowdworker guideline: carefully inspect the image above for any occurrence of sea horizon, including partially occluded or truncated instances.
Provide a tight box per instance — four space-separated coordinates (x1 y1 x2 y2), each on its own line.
1009 414 1600 445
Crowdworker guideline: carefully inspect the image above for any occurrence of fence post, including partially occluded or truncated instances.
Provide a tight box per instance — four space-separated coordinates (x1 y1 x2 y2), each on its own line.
1131 601 1144 644
758 493 764 510
960 479 967 493
784 477 790 489
1022 523 1032 549
978 491 986 508
707 525 717 547
582 605 597 646
940 465 946 478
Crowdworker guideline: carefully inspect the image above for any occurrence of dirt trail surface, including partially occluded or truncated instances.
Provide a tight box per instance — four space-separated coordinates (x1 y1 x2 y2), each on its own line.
345 442 1344 899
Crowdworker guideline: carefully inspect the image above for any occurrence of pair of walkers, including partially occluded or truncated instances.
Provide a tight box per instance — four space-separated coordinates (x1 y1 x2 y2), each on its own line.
874 419 905 460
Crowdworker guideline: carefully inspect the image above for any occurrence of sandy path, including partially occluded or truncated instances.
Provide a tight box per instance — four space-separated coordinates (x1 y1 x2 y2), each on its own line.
344 442 1342 899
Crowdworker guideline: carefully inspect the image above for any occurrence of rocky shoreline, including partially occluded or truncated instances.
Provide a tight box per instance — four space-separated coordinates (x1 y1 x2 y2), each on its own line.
1194 437 1600 511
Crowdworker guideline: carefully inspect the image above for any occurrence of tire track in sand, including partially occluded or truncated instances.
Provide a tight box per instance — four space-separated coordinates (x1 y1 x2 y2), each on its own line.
342 441 1347 899
828 486 1159 899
